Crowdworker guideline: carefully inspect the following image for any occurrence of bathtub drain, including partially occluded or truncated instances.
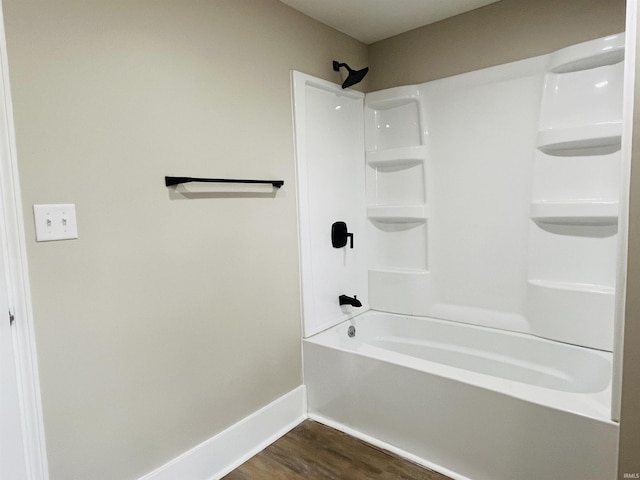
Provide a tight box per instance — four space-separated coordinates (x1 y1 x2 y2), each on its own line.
347 325 356 338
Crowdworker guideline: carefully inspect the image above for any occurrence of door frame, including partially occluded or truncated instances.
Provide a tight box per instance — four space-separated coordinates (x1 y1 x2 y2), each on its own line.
0 2 48 479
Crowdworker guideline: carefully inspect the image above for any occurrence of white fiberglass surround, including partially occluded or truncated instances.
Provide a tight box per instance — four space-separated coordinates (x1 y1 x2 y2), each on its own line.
293 73 369 337
294 33 625 351
304 311 618 480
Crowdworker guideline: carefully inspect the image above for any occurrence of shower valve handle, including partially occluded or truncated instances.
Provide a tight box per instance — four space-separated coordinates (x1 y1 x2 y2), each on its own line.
331 221 354 249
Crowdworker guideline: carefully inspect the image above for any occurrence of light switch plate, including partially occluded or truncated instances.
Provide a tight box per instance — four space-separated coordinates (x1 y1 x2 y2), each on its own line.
33 204 78 242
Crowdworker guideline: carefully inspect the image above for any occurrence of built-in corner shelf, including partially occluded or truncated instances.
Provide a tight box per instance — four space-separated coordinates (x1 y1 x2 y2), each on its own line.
366 145 427 169
368 268 433 316
536 122 622 156
367 205 428 223
537 33 624 157
547 33 625 74
530 200 618 225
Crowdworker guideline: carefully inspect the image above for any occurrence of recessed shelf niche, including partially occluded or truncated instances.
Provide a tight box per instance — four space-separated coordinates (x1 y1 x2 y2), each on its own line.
366 161 425 207
367 220 428 272
537 48 624 156
526 279 614 351
365 86 423 152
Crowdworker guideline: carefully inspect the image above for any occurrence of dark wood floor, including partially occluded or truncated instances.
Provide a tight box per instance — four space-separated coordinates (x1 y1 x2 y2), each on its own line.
223 420 453 479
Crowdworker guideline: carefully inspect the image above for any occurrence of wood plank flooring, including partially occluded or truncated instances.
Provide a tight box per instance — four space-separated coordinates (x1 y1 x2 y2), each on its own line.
223 420 453 479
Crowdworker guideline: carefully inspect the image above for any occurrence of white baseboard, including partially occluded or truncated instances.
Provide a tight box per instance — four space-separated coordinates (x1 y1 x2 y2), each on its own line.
140 386 307 480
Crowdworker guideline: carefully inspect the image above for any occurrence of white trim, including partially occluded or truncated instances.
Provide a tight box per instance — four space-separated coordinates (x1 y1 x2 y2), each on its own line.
307 413 471 480
612 0 638 423
139 386 307 480
0 1 49 478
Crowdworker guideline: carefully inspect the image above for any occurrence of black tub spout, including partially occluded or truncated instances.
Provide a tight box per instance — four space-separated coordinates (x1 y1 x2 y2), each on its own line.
339 294 362 307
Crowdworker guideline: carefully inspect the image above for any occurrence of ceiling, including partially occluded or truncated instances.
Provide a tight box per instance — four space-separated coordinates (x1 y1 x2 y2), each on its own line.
280 0 501 44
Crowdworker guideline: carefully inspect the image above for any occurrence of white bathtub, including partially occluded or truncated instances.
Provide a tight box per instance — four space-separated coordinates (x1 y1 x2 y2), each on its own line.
303 311 618 480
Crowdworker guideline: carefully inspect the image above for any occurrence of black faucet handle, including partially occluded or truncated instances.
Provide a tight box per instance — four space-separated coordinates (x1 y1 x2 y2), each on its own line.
332 221 354 249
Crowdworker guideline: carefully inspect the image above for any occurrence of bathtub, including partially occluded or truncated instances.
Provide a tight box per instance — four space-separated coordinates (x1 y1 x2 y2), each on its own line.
303 311 618 480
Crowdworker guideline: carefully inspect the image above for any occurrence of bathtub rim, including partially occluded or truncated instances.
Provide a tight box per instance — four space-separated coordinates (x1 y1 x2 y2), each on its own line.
303 309 614 424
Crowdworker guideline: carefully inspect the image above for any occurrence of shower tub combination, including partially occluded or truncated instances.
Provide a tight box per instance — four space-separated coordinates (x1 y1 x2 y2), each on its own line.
304 311 616 480
293 34 624 480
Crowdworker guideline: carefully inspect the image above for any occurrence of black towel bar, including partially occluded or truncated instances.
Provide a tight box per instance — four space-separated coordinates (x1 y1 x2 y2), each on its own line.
165 176 284 188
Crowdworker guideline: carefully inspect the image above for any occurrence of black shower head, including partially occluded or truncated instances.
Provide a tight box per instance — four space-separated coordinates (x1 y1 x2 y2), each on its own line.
332 60 369 89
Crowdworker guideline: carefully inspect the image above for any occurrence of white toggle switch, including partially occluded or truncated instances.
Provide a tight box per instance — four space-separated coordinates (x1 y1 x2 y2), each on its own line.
33 204 78 242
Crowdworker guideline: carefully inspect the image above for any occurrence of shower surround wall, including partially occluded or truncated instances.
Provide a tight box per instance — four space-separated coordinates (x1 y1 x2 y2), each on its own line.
297 33 624 350
294 73 368 337
364 34 624 352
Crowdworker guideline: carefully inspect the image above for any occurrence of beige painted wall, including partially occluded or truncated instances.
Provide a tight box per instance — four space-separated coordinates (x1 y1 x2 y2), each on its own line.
618 6 640 477
2 1 366 479
368 0 626 90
